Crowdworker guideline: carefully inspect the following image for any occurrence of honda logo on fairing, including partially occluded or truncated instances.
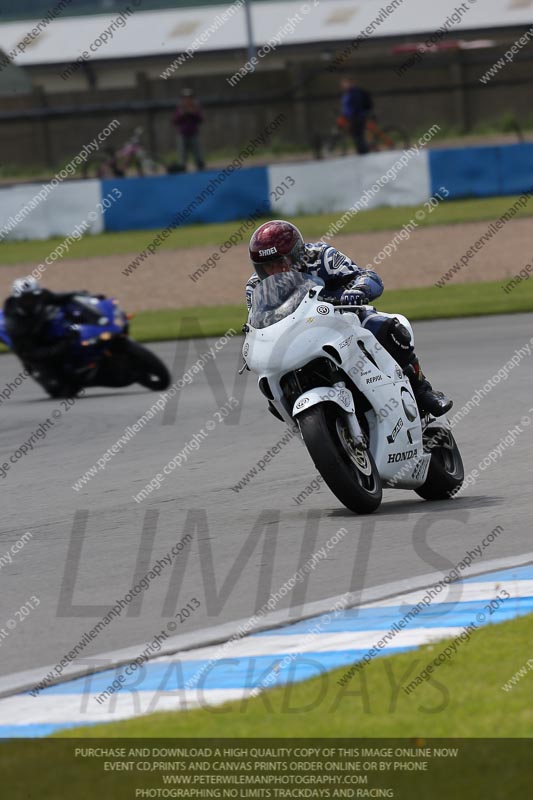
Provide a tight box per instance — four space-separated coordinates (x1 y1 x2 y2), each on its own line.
387 449 418 463
259 247 277 256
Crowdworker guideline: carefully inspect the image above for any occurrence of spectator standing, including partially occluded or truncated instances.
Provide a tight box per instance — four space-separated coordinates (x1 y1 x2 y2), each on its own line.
339 77 373 155
172 89 205 170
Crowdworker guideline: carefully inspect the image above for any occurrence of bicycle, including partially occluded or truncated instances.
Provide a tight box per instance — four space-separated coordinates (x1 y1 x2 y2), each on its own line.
82 127 167 179
312 115 410 159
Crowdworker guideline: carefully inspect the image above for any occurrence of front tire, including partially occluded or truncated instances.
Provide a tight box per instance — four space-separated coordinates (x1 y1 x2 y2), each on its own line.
297 403 382 514
30 369 81 399
415 427 464 500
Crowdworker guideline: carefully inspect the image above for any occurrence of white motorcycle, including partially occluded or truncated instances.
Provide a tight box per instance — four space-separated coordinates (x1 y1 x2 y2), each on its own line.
241 272 464 514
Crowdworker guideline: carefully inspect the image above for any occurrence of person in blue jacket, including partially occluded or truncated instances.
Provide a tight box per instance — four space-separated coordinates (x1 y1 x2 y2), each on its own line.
340 77 373 155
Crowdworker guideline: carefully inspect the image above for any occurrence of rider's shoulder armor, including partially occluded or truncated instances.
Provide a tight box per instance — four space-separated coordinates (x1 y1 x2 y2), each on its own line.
302 242 361 282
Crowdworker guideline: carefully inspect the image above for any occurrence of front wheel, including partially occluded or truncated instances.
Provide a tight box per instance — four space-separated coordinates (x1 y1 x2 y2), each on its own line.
415 427 464 500
29 366 83 399
41 379 80 399
297 403 382 514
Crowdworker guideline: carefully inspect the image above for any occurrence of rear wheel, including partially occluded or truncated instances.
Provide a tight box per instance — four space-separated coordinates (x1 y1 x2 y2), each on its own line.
415 427 464 500
368 123 410 151
124 340 170 390
82 155 123 179
380 125 410 150
297 403 382 514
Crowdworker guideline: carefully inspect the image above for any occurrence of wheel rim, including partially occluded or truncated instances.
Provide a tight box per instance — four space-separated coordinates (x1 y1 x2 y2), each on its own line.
335 418 377 492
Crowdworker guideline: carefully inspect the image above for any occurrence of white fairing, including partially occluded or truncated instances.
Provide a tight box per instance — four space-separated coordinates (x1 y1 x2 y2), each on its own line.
244 289 434 489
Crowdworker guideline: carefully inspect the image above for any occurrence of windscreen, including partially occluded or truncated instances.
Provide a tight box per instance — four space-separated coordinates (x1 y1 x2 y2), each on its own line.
249 272 323 329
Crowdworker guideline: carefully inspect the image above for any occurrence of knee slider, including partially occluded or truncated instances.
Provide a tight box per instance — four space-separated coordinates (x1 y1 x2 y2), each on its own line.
375 317 412 350
375 318 414 367
389 318 412 349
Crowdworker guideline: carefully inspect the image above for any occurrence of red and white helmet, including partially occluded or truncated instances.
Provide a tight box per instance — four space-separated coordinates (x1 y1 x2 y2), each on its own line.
249 220 305 279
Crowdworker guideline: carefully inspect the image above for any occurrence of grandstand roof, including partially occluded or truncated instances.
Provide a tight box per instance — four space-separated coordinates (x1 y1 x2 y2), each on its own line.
0 0 531 68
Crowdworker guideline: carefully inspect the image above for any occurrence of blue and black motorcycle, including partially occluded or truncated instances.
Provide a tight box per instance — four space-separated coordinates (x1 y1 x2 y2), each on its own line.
0 294 170 398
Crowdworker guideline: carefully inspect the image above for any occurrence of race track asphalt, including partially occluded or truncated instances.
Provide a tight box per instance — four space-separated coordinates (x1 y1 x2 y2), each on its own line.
1 313 532 680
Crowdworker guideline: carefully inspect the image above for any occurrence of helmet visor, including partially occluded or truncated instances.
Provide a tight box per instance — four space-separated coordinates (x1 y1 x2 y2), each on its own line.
252 255 292 280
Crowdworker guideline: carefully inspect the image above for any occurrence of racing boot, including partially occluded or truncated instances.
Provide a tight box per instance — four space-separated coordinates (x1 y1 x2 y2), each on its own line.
404 357 453 418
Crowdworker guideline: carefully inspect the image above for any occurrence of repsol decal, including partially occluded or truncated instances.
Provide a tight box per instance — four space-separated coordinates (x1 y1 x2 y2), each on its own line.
366 375 382 384
387 448 418 463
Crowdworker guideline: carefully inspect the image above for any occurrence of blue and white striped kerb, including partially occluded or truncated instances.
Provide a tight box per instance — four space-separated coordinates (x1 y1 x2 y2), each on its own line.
1 564 532 738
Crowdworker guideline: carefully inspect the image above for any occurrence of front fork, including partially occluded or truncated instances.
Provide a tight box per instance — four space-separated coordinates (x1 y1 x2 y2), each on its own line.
334 381 366 447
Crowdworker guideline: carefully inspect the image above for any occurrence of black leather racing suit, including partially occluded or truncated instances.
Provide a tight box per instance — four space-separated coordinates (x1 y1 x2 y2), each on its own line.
4 290 91 391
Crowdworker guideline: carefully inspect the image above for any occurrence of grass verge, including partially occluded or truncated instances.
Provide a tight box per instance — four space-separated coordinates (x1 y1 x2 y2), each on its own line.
129 304 244 342
1 616 531 798
0 279 529 354
1 195 532 266
54 612 533 738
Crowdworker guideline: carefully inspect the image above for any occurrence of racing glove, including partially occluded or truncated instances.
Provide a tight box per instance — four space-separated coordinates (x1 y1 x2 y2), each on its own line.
339 289 367 306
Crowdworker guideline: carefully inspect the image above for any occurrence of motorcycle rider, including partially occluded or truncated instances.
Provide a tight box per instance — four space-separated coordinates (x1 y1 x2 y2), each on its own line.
3 278 101 394
246 220 452 417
